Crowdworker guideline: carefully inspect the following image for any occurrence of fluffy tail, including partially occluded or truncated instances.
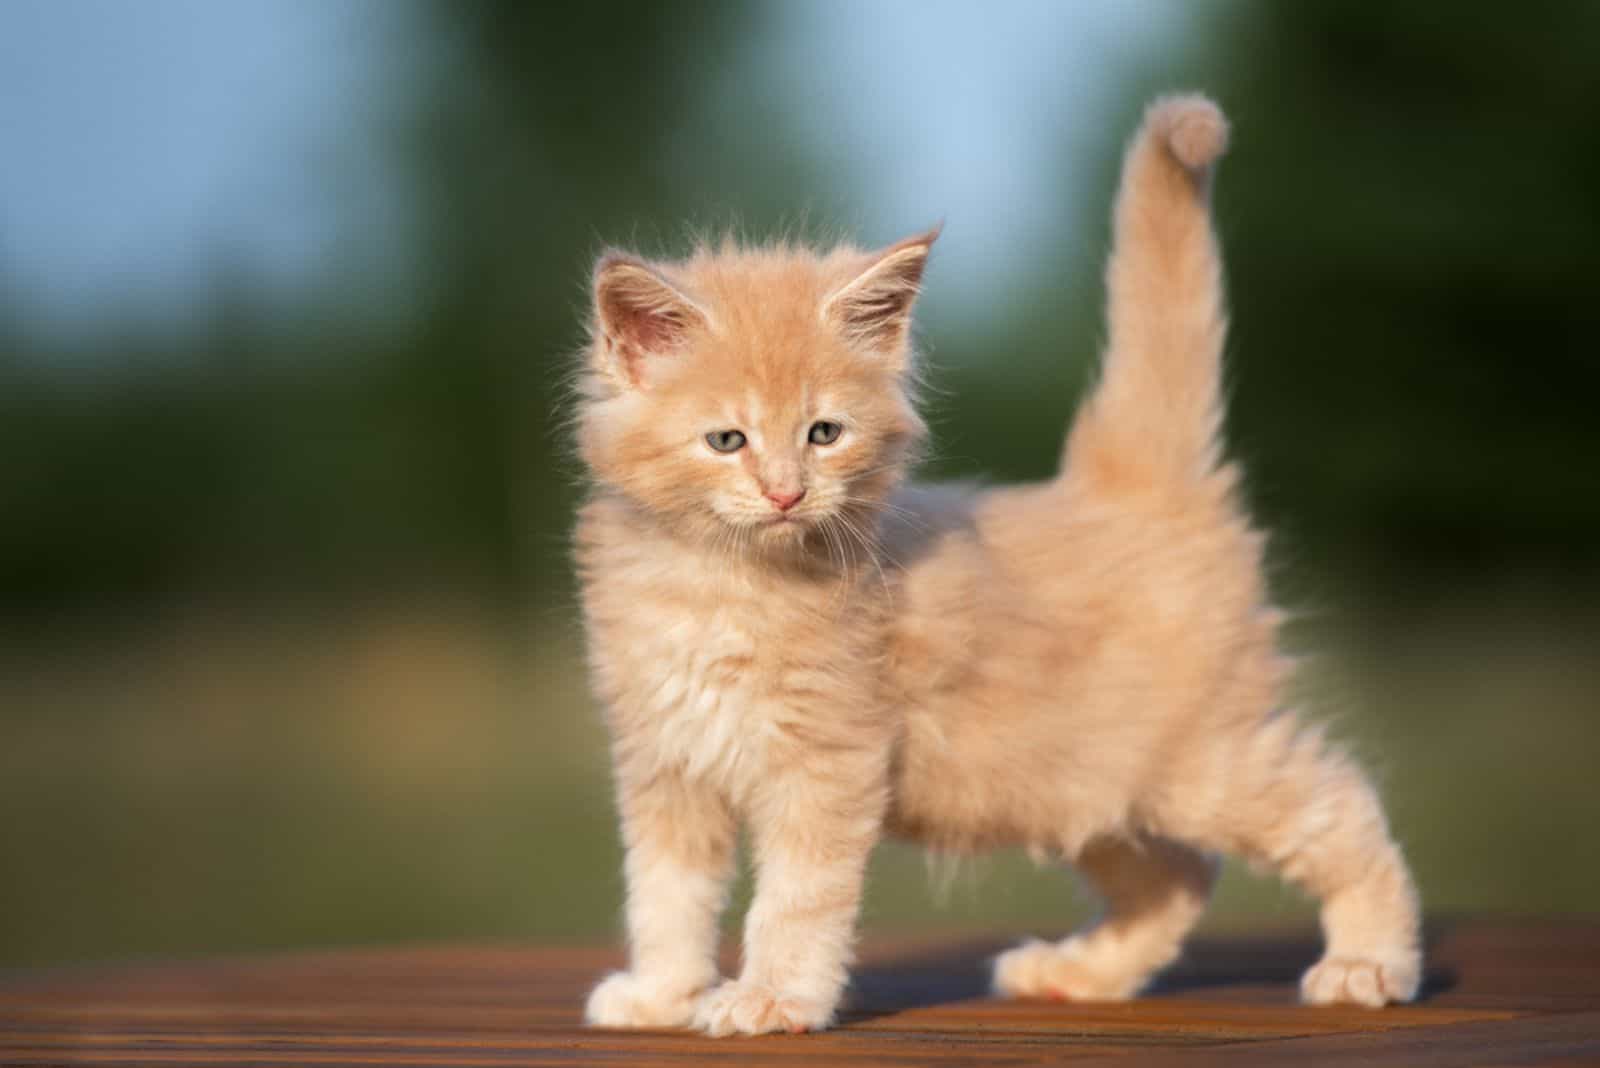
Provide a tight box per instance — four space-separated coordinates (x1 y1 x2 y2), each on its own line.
1063 94 1231 491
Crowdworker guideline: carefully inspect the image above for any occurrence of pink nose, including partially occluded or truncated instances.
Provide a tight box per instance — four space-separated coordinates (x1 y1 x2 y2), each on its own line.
765 488 806 512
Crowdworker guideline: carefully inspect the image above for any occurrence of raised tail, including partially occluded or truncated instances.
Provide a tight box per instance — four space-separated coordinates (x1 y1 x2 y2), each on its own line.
1063 94 1231 492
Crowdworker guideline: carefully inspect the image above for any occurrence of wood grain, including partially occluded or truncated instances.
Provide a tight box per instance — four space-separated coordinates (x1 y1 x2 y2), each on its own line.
1 921 1595 1066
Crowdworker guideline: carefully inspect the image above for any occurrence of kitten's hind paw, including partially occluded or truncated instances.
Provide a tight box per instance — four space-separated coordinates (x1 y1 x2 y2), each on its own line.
1301 954 1421 1007
992 937 1143 1002
584 971 707 1029
693 980 833 1036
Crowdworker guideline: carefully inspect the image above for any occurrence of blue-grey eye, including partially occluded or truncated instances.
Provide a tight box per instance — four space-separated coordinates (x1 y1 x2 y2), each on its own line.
706 429 746 453
808 420 842 446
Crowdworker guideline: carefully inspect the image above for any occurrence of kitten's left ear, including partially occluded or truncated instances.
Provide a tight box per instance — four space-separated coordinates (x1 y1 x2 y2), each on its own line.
822 226 940 367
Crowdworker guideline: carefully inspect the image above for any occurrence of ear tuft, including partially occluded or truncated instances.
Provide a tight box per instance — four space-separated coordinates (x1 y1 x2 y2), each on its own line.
822 227 939 363
592 254 708 387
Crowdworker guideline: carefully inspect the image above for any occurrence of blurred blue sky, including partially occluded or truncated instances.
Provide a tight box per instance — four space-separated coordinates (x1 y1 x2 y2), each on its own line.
0 0 392 332
0 0 1185 337
769 2 1184 308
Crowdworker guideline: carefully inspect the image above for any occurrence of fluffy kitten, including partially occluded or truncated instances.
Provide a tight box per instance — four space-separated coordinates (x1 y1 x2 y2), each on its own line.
574 95 1421 1037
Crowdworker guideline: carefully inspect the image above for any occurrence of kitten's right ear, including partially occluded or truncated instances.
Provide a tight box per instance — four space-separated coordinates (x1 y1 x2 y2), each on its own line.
591 253 709 388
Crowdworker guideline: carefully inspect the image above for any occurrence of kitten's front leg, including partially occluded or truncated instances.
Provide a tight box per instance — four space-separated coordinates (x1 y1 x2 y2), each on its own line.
585 769 736 1029
695 758 886 1036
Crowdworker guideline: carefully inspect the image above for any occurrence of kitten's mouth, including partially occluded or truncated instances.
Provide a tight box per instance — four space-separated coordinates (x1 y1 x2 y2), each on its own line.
754 512 810 537
762 517 803 534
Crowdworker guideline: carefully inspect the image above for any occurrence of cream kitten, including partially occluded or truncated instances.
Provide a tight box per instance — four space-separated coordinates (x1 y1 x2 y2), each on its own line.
574 95 1421 1037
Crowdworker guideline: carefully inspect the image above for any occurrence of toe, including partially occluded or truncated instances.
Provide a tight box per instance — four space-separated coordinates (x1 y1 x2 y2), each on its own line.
1302 955 1419 1008
992 939 1053 997
585 971 701 1029
992 936 1141 1002
695 982 832 1036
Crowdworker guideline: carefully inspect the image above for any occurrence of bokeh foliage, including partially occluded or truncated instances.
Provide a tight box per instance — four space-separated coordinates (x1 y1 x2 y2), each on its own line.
1214 1 1600 584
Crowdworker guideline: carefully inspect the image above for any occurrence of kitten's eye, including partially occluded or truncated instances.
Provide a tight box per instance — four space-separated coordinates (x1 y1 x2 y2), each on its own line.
808 420 843 446
705 429 747 453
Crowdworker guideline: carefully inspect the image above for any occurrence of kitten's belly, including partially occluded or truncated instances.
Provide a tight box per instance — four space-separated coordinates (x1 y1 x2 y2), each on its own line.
885 690 1130 857
880 498 1162 854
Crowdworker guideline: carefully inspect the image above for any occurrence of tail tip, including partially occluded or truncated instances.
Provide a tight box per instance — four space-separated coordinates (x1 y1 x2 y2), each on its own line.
1148 93 1229 173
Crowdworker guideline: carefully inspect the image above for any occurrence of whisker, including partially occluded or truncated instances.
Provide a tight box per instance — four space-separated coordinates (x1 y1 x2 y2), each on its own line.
839 495 933 531
831 508 892 599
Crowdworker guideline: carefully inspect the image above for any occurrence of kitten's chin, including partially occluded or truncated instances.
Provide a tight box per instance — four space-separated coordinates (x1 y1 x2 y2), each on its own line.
752 516 810 545
699 513 812 554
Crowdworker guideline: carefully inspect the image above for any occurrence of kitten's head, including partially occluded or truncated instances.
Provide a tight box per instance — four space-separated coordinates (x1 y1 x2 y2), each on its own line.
576 232 935 555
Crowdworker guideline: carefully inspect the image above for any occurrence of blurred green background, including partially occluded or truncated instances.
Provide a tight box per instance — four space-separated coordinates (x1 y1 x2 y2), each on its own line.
3 0 1598 969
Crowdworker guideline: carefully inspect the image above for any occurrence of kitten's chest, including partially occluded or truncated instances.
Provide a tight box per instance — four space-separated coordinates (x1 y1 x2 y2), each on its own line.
627 607 766 781
582 558 784 788
577 502 885 790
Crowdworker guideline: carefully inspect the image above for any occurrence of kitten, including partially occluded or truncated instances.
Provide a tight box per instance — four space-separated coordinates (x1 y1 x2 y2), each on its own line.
574 94 1421 1037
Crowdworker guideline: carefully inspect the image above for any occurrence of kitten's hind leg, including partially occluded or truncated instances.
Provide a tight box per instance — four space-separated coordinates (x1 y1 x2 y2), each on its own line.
1279 743 1422 1006
1177 717 1422 1007
993 836 1217 1001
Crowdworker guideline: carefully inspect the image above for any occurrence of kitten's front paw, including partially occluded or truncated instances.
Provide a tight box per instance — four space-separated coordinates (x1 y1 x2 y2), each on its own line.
585 971 708 1029
1301 954 1421 1007
992 937 1142 1002
692 980 834 1036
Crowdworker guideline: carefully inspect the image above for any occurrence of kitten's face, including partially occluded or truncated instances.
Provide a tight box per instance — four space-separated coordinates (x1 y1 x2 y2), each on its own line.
578 236 933 554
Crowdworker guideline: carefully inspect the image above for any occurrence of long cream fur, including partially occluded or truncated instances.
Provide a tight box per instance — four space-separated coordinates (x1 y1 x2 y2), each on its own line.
574 95 1421 1037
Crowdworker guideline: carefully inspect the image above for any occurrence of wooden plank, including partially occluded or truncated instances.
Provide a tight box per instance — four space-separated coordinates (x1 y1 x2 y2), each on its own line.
0 921 1595 1066
1062 1011 1600 1068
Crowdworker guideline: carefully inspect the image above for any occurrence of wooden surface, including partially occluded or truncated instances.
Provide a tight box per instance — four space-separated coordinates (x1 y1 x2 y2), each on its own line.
2 921 1597 1066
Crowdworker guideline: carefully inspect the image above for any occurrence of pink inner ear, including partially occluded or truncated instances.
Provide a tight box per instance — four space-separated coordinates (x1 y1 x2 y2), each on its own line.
845 287 914 331
826 237 934 353
833 274 918 347
594 259 703 385
606 302 692 387
621 303 688 353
